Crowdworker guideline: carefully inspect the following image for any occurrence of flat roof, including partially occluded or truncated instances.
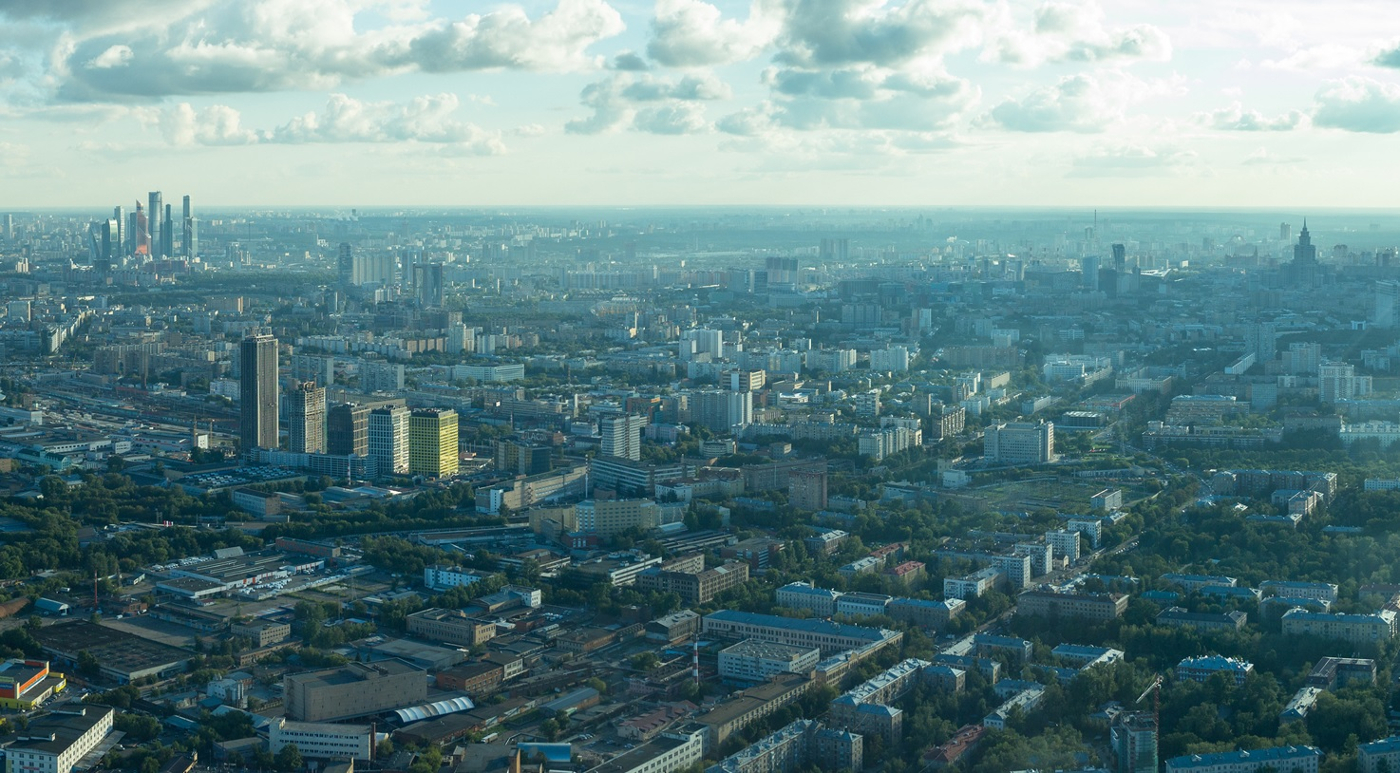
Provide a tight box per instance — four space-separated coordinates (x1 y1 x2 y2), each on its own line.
36 621 189 679
8 707 113 755
285 659 423 689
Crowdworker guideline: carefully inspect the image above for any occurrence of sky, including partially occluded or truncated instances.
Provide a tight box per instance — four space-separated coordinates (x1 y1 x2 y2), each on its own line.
2 0 1400 209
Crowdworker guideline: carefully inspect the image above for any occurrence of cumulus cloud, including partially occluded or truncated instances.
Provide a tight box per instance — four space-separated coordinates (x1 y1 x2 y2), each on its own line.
609 51 650 71
265 94 505 153
1312 76 1400 133
989 1 1171 66
46 0 625 102
648 0 781 66
155 93 505 154
984 70 1175 132
567 72 728 134
159 103 257 146
86 45 133 69
775 0 987 68
1377 43 1400 68
634 102 710 134
1201 102 1306 131
1259 44 1361 71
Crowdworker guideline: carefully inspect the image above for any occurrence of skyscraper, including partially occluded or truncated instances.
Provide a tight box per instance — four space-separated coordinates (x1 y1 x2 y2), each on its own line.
409 408 459 477
161 204 174 259
112 206 125 255
368 405 410 476
1294 220 1317 264
134 202 150 256
148 192 163 257
327 403 370 457
414 263 445 307
599 414 645 461
287 382 327 454
239 335 279 452
182 195 196 258
338 243 354 287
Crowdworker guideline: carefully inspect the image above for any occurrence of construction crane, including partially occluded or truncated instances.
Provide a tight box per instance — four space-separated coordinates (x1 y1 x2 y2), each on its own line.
1135 674 1163 726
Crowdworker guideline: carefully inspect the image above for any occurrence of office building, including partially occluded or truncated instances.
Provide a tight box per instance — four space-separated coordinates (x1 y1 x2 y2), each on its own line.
495 437 552 475
406 608 496 647
718 640 821 683
601 413 646 461
284 660 426 722
269 718 374 761
702 610 902 656
0 659 65 709
777 582 844 617
361 360 406 393
327 403 370 457
575 499 666 536
182 195 196 258
414 262 445 307
133 201 149 255
984 421 1056 464
161 204 174 258
239 334 279 452
4 706 114 773
287 382 326 454
148 191 162 257
409 408 458 476
112 205 125 254
637 560 750 605
337 243 355 287
368 405 410 476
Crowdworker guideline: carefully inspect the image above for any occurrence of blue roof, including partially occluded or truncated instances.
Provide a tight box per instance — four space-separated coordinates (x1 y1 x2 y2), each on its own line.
705 610 890 641
1166 746 1320 770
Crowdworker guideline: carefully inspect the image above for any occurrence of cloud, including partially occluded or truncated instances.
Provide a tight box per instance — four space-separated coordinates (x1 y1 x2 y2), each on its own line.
154 93 506 154
567 72 730 134
989 1 1171 66
984 70 1181 133
621 72 731 101
48 0 626 102
266 94 505 153
648 0 780 66
1259 44 1361 71
1377 43 1400 68
633 102 710 134
1242 147 1306 166
511 123 546 138
610 51 650 71
1070 143 1196 176
774 0 987 69
1312 76 1400 133
86 45 133 69
158 103 257 146
1201 102 1306 131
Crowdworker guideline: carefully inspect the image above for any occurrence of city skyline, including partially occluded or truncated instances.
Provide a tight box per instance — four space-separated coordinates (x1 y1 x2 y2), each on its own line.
2 1 1400 208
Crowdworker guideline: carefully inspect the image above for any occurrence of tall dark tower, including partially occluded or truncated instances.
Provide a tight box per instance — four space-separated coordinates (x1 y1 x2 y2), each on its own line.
161 204 174 258
240 334 280 453
338 243 354 287
148 192 163 257
1293 220 1317 264
182 195 196 258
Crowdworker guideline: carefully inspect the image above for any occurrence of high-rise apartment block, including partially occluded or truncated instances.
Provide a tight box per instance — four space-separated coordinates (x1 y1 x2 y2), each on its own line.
368 405 410 476
239 335 279 452
287 382 326 454
600 414 646 461
327 403 370 457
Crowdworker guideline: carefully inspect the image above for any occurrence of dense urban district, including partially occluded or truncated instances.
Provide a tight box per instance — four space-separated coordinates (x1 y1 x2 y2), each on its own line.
5 204 1400 773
